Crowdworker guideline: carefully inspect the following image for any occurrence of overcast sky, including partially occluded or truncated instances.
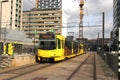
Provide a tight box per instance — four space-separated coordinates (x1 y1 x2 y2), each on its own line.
23 0 113 39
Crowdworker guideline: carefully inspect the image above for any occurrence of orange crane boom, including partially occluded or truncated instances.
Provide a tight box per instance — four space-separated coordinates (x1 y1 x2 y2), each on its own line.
79 0 84 39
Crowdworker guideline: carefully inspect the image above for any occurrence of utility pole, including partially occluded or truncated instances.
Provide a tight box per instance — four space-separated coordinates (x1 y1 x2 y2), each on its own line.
102 12 105 53
97 32 99 49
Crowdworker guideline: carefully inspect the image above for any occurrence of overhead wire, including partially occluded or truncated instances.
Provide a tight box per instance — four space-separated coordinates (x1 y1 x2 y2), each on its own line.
58 25 102 28
84 0 102 27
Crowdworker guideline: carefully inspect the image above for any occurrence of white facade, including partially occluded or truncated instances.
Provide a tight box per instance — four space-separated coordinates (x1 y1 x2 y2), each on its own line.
62 11 68 37
1 0 22 30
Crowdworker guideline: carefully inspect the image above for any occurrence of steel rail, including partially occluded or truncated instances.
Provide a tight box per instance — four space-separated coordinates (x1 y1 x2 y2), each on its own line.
66 53 91 80
93 53 97 80
0 63 55 80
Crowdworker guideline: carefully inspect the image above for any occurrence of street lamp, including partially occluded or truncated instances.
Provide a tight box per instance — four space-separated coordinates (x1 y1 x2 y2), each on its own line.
0 0 8 40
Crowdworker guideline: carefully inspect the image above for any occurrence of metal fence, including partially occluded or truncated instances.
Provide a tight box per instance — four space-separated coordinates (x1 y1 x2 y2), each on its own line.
0 42 35 56
97 51 118 75
105 53 118 75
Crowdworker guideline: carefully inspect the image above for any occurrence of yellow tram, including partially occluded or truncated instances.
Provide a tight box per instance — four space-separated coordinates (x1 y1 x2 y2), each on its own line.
36 32 86 62
36 32 65 62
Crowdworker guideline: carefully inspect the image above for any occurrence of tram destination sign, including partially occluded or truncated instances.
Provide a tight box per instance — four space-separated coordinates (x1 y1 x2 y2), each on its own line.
39 34 55 40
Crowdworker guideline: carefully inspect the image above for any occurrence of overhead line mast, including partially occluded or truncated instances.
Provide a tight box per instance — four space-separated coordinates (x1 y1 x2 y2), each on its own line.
79 0 84 39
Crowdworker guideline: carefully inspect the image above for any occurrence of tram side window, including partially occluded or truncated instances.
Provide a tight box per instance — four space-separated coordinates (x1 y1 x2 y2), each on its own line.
79 45 82 49
62 40 64 49
68 41 72 49
65 41 72 50
58 39 61 49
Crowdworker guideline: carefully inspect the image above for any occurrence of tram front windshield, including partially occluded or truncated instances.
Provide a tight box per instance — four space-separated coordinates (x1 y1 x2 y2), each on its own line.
39 41 56 50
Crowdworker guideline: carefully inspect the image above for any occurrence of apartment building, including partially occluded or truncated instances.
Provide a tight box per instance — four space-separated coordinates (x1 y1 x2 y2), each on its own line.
22 9 62 42
1 0 22 30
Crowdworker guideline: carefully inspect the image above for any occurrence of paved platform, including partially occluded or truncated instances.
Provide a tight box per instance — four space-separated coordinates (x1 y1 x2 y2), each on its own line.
0 52 118 80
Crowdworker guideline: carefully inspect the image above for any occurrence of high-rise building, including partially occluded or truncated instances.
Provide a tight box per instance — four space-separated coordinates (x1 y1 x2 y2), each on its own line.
35 0 62 10
113 0 120 77
111 0 120 48
1 0 22 30
112 0 120 39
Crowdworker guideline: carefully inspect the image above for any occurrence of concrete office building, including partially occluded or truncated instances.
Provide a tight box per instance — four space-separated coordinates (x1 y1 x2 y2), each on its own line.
22 0 62 43
22 9 62 42
1 0 22 30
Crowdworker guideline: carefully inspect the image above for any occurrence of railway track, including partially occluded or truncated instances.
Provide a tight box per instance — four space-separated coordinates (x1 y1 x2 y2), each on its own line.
0 53 111 80
67 52 97 80
0 63 55 80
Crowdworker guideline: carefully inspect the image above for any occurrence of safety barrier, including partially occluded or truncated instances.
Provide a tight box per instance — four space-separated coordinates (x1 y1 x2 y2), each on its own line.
10 54 35 67
97 51 118 76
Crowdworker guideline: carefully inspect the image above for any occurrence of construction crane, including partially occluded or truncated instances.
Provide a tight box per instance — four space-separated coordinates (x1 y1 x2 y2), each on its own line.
79 0 84 39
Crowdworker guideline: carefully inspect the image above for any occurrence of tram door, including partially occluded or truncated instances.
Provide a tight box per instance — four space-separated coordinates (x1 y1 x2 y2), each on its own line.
57 38 64 57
